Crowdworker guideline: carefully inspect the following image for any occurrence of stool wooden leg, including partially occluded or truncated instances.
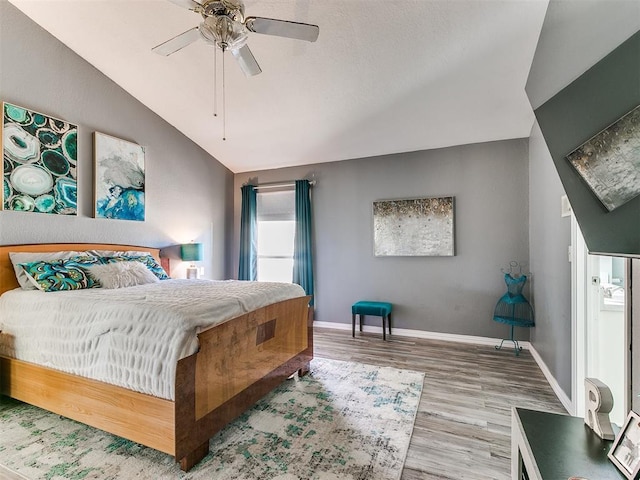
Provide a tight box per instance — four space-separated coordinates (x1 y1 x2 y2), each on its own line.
359 314 364 332
387 314 391 335
352 313 356 337
382 315 386 341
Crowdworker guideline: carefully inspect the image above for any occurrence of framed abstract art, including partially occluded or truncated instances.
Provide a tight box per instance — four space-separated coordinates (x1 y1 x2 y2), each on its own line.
373 196 455 256
93 132 145 221
566 105 640 212
2 102 77 215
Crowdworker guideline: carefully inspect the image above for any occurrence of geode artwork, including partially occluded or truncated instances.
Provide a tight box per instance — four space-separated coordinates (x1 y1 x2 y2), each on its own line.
373 196 455 256
93 132 145 221
566 105 640 212
2 102 77 215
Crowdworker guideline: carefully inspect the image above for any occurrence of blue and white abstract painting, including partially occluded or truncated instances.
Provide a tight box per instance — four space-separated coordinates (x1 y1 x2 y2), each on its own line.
93 132 145 221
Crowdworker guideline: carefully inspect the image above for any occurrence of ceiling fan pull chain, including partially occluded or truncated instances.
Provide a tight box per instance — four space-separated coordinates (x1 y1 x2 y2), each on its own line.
222 48 226 141
213 47 217 117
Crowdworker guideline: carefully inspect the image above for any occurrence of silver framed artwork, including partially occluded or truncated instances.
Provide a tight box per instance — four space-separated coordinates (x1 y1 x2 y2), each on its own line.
93 132 145 221
566 104 640 212
608 410 640 479
373 196 455 257
2 102 77 215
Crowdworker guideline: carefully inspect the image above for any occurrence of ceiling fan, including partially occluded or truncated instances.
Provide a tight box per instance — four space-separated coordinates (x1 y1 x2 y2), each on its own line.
152 0 320 77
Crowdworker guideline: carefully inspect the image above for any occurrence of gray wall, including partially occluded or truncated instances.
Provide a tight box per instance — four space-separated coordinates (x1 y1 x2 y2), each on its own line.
526 0 640 110
525 0 640 402
0 2 234 279
234 139 532 339
528 120 572 396
534 31 640 257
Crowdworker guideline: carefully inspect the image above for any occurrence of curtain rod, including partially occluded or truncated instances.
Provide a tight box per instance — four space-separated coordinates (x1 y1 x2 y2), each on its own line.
252 180 316 190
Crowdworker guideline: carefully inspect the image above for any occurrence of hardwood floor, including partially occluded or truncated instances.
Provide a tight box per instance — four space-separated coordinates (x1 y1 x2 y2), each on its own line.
313 327 567 480
0 327 566 480
0 465 27 480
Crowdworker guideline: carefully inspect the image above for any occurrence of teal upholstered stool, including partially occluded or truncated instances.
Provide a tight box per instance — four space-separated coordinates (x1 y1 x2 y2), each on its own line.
352 301 392 340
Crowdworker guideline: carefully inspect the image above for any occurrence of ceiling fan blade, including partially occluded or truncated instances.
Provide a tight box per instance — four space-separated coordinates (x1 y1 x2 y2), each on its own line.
152 27 202 56
166 0 202 11
231 44 262 77
245 17 319 42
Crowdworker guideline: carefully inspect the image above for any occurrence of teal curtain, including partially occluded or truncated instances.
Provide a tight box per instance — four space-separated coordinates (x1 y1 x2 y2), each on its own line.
293 180 314 305
238 184 257 281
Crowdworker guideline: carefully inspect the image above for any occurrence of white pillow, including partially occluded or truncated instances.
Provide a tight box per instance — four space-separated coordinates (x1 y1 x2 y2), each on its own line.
9 251 86 290
88 261 160 289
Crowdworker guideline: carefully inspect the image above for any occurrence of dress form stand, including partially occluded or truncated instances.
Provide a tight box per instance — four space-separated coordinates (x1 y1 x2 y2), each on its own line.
493 261 534 356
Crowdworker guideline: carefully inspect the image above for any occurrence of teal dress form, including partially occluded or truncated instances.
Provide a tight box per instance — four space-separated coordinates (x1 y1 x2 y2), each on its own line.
494 273 534 355
493 274 534 327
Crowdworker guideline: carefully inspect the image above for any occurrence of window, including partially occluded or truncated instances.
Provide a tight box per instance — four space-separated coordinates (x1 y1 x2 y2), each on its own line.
257 190 295 283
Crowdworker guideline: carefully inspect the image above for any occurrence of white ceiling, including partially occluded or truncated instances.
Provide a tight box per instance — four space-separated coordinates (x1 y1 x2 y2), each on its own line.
8 0 549 173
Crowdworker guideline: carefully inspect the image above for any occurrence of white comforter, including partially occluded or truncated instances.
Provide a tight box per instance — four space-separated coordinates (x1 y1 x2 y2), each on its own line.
0 279 305 400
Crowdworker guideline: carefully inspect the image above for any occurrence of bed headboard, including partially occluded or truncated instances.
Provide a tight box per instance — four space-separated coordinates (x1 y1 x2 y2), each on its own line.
0 243 161 295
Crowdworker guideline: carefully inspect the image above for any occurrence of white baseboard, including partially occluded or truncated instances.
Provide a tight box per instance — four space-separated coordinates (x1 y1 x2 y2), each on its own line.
313 321 531 349
527 343 574 414
313 321 573 413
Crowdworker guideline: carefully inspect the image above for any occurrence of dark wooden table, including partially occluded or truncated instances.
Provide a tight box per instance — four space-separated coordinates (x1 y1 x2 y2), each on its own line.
511 407 626 479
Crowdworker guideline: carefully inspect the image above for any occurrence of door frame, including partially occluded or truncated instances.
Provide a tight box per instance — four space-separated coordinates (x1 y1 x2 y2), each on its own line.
631 259 639 413
571 213 631 420
571 213 587 417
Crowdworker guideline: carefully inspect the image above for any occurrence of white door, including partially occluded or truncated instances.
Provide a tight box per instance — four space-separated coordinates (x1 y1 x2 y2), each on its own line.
572 215 629 425
586 254 628 426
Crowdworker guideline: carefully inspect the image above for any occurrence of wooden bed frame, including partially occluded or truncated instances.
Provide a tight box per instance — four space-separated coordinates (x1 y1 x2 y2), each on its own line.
0 243 313 471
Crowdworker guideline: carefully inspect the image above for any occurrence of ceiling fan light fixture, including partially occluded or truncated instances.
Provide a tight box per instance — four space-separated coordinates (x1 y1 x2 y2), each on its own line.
202 0 244 22
156 0 320 141
157 0 319 62
201 15 247 51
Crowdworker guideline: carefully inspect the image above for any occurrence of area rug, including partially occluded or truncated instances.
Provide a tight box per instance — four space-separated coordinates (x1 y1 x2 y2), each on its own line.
0 358 424 480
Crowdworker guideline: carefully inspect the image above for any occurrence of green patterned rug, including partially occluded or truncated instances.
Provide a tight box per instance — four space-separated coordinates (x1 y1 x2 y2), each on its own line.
0 358 423 480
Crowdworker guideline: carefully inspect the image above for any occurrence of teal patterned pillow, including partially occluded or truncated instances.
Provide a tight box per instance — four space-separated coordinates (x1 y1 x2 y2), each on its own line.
100 254 169 280
19 255 102 292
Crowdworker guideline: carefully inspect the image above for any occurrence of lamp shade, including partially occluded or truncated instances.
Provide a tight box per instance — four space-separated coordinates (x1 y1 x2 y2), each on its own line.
180 243 203 262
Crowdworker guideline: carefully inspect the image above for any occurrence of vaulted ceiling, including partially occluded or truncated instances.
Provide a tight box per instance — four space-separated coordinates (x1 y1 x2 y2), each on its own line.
7 0 549 173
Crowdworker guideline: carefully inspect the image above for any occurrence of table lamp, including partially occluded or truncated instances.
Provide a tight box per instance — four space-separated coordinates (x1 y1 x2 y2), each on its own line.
180 243 203 279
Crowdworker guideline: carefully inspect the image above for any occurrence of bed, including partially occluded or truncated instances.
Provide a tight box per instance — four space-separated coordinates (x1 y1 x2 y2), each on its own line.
0 243 313 471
